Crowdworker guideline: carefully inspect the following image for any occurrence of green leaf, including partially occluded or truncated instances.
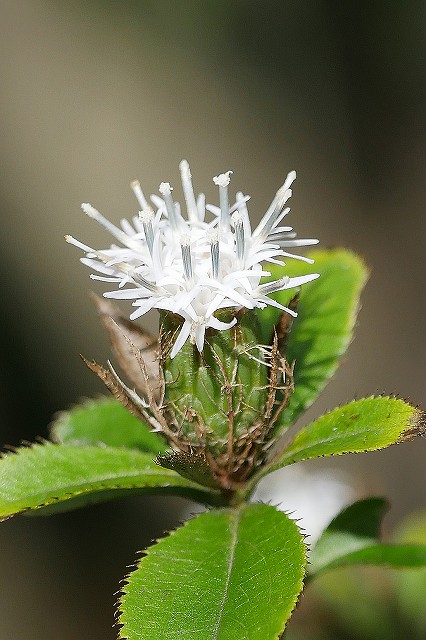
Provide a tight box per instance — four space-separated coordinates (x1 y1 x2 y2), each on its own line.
309 568 397 640
392 511 426 635
119 503 306 640
51 397 168 454
317 544 426 572
0 443 221 519
306 511 426 639
258 249 368 429
271 396 425 471
308 498 426 580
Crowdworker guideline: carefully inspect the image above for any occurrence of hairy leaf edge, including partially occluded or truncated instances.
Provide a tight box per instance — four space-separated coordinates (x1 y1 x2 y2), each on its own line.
117 504 308 640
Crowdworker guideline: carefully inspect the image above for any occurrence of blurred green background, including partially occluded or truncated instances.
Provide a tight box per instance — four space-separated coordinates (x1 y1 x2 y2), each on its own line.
0 2 425 638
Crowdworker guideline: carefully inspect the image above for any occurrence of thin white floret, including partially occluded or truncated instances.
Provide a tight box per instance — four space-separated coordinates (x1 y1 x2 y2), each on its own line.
67 161 319 357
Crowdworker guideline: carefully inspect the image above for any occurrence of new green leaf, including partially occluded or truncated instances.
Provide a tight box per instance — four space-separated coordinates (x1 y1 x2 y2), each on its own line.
119 503 306 640
308 498 426 580
0 443 220 519
392 511 426 635
258 249 368 429
271 396 425 471
51 397 168 454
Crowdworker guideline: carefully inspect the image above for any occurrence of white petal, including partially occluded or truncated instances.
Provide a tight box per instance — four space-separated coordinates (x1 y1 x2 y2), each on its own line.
183 304 198 322
275 238 319 247
81 258 116 276
278 251 315 263
205 293 226 318
283 273 320 288
170 320 192 358
257 295 298 316
208 316 237 331
104 287 150 299
70 162 319 356
120 218 136 235
194 324 206 352
129 298 156 319
90 275 122 283
196 192 206 222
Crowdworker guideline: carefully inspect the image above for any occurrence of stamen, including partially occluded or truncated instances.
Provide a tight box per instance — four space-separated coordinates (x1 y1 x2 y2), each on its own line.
179 160 198 222
207 228 220 279
257 276 290 296
69 162 319 358
180 233 193 281
159 182 179 231
254 170 297 241
81 203 141 251
213 170 233 231
130 180 149 210
138 206 155 255
114 265 159 292
235 191 252 238
213 171 232 188
232 210 245 264
127 271 158 292
65 235 94 253
257 272 320 296
67 233 157 292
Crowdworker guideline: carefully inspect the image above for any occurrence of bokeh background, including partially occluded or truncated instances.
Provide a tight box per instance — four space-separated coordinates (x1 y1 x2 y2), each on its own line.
0 2 425 638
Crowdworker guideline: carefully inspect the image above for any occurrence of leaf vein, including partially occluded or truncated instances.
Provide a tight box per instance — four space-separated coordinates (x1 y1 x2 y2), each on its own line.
211 508 240 640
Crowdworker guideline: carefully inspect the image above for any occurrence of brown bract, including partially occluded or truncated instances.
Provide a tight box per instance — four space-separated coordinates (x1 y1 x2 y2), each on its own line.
90 294 162 402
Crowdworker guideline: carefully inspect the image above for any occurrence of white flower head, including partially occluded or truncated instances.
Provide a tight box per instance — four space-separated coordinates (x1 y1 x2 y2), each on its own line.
66 162 319 358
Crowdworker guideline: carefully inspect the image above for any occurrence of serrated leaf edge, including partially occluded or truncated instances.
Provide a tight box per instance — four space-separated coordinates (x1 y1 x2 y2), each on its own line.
0 442 218 520
117 504 307 640
271 395 425 470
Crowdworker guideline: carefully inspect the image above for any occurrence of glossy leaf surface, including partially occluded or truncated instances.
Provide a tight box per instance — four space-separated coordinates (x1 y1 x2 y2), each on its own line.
51 397 168 454
119 503 306 640
258 249 368 429
271 396 425 470
309 498 426 580
0 443 218 519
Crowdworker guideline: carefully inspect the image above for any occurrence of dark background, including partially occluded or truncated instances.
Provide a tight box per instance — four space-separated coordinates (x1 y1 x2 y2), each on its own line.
0 2 425 638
